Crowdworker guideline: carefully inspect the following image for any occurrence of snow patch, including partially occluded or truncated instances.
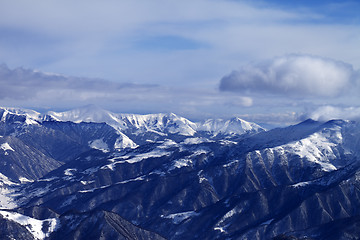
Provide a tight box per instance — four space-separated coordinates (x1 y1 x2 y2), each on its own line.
161 211 199 224
1 142 14 152
0 210 60 240
223 160 240 168
218 207 238 225
199 176 207 183
101 163 116 171
197 170 208 184
220 140 238 145
114 132 138 149
80 180 95 185
119 150 171 164
0 187 18 209
182 137 214 145
157 139 178 149
0 173 17 186
79 184 111 193
19 177 34 183
25 118 40 125
38 177 58 182
117 175 146 184
64 169 77 176
214 226 227 233
169 158 193 171
168 149 210 172
292 181 311 188
88 138 109 153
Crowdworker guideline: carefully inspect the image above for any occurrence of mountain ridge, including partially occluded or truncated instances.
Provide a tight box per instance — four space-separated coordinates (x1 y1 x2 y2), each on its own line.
0 105 266 137
2 106 360 239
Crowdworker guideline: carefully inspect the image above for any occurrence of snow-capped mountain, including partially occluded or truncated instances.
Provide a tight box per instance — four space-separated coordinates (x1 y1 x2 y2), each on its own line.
2 106 360 239
45 105 198 135
0 107 41 125
0 105 264 186
44 105 264 137
196 117 264 136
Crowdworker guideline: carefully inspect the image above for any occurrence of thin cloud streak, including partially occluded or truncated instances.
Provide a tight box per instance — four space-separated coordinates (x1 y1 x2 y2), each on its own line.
0 64 155 100
0 65 254 121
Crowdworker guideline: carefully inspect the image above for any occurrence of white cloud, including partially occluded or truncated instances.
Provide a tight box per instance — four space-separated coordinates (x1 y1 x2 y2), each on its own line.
308 106 360 121
220 54 358 97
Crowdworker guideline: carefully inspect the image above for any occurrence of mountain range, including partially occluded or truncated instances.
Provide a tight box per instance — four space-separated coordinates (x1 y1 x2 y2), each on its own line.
1 106 360 239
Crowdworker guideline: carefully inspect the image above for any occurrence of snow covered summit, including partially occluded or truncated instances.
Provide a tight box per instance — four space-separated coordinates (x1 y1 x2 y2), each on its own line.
44 105 265 137
196 117 265 136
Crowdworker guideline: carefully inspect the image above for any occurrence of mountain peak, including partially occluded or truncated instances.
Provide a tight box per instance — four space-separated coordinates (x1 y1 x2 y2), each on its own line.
0 107 41 125
196 117 265 136
46 105 111 123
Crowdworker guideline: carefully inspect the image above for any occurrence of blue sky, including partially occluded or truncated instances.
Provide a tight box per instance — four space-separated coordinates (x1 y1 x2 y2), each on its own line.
262 0 360 23
0 0 359 126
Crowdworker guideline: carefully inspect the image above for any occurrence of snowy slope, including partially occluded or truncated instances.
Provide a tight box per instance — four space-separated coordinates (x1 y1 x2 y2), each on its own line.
242 120 350 172
0 210 59 240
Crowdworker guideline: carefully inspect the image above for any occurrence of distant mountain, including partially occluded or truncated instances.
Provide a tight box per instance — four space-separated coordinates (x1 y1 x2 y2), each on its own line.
0 105 264 192
45 105 265 137
3 106 360 239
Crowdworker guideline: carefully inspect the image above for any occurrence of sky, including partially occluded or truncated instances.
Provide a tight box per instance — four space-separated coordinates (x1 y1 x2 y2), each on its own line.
0 0 360 127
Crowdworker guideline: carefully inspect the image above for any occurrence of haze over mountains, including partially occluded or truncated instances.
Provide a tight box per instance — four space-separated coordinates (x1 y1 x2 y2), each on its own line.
1 106 360 239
